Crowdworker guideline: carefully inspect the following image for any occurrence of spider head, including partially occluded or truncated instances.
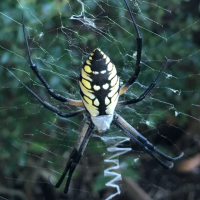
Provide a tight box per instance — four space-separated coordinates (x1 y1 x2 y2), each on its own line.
91 114 113 133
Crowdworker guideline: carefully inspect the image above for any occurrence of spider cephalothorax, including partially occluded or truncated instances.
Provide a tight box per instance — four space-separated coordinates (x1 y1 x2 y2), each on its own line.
22 0 183 194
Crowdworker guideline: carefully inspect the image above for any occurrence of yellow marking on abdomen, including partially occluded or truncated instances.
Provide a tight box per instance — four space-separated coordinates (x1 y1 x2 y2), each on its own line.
84 65 92 73
82 69 92 81
89 56 92 60
82 79 91 89
106 57 110 64
108 66 117 80
105 97 110 105
94 98 100 106
107 63 113 71
84 96 92 104
86 60 91 65
111 75 118 86
106 92 119 115
81 97 99 116
79 82 95 99
106 97 118 114
111 92 118 102
108 78 119 98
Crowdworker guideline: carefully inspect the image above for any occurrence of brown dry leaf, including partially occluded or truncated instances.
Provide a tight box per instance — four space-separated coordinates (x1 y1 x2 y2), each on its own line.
177 153 200 173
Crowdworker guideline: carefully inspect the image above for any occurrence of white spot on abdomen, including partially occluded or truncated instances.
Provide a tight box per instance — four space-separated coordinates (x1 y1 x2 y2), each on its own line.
94 98 100 106
93 85 101 91
103 83 109 90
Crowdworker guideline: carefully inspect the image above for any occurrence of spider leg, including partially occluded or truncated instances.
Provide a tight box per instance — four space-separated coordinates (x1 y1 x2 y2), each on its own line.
54 120 94 194
22 14 83 106
114 113 184 169
25 84 86 118
119 0 142 95
117 59 169 106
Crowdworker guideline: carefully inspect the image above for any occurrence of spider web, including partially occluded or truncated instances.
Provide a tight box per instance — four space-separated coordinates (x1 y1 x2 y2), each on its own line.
0 0 200 200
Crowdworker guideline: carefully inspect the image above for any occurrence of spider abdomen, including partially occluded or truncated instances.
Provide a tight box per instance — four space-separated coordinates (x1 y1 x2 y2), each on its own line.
80 48 119 116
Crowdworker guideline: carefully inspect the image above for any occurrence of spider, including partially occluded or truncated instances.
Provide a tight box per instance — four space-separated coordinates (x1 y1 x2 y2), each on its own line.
22 0 183 194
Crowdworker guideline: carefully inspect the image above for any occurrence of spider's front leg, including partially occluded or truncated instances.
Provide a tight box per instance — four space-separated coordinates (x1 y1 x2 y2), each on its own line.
114 113 184 169
119 0 142 96
22 14 83 106
118 0 169 106
118 59 169 106
54 120 94 194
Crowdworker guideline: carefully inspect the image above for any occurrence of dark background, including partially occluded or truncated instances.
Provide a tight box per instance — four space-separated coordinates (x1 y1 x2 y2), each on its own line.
0 0 200 200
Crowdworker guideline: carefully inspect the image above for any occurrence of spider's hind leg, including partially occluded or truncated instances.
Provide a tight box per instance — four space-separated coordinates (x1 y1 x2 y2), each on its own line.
53 120 94 194
114 113 184 169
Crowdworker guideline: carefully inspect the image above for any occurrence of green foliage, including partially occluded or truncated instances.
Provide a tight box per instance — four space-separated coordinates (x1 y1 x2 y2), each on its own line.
93 172 110 192
0 0 200 199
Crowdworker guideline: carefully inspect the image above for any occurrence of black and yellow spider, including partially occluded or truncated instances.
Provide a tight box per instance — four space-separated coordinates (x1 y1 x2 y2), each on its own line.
22 0 183 194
